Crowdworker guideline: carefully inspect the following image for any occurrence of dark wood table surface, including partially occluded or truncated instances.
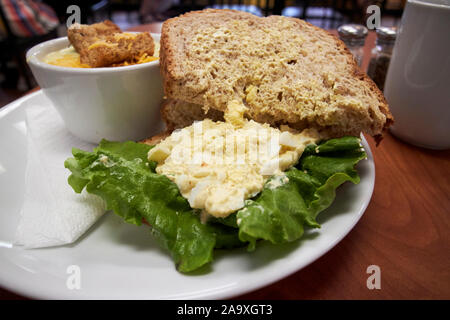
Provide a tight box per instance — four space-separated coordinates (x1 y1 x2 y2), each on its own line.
1 23 449 300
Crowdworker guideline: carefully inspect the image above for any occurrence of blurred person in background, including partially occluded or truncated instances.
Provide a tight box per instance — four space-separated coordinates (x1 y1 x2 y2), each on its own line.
0 0 59 89
0 0 58 38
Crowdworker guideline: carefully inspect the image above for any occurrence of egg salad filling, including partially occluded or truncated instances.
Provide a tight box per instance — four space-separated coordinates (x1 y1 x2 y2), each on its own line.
148 101 321 218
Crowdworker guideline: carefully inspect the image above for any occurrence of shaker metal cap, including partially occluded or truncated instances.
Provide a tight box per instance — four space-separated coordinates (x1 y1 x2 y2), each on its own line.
337 24 369 40
376 26 397 42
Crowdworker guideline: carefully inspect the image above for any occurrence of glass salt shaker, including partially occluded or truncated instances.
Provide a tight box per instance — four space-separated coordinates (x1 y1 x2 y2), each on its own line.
367 27 397 92
337 24 368 67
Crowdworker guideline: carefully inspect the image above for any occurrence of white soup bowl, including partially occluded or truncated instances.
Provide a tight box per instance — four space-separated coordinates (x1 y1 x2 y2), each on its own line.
26 33 164 143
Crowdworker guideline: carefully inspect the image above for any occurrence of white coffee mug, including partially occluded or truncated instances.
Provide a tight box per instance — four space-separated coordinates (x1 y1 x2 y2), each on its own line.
384 0 450 149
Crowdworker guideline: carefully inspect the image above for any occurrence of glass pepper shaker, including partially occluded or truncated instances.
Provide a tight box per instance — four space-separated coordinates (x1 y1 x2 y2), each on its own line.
337 24 368 67
367 27 397 92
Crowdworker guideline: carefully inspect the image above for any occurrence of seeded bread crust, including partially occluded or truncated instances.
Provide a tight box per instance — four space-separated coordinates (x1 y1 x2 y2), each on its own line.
160 9 393 140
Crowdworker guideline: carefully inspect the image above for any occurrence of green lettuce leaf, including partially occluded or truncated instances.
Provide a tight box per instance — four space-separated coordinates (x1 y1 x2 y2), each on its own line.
64 140 243 272
236 137 366 249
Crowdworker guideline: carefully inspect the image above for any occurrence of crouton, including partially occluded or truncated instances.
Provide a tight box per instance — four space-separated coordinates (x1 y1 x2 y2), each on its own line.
67 20 155 67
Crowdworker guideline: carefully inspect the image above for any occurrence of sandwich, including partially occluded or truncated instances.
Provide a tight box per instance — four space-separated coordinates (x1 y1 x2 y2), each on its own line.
65 9 392 272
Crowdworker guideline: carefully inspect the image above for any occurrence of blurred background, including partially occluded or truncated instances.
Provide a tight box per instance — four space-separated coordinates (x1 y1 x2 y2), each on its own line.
0 0 406 108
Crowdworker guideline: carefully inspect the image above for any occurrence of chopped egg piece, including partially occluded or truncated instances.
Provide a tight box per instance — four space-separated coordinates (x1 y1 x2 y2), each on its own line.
224 100 248 127
266 173 290 190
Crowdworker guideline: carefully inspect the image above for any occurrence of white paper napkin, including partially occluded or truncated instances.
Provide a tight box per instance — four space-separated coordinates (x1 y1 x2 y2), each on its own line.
14 102 106 248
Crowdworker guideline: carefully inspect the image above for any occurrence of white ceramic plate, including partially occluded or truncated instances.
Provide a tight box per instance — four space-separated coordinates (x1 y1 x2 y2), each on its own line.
0 91 375 299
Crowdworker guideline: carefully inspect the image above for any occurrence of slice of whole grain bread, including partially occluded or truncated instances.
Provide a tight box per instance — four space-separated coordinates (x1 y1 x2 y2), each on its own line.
160 9 393 140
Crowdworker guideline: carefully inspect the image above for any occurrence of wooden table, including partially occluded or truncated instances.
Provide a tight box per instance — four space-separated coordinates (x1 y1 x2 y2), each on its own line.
1 22 449 300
